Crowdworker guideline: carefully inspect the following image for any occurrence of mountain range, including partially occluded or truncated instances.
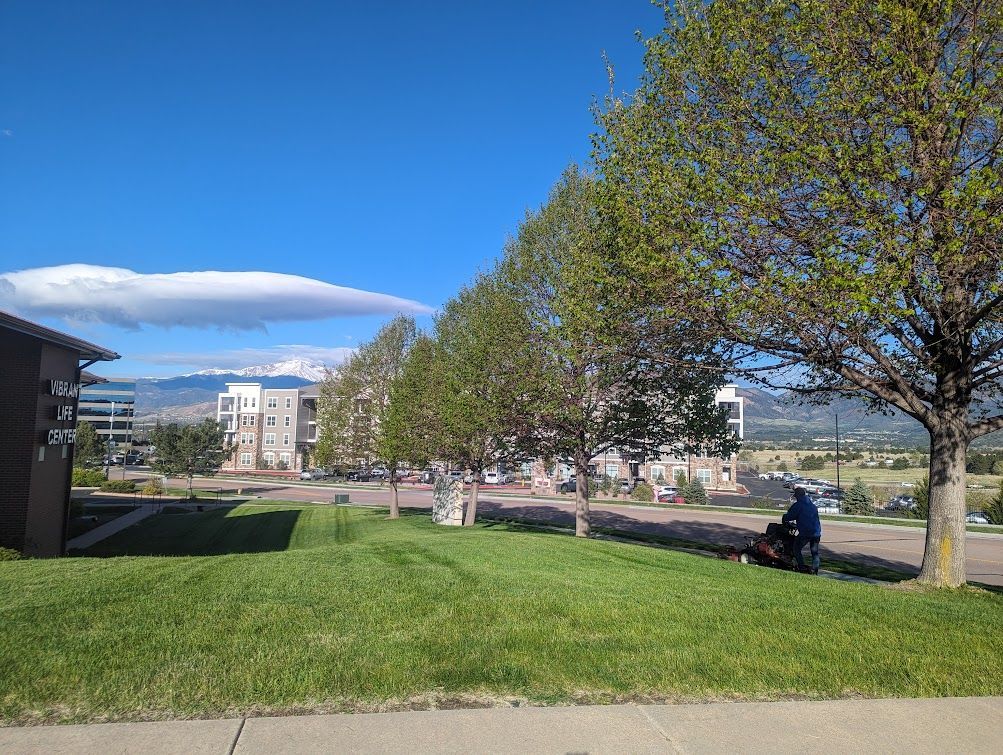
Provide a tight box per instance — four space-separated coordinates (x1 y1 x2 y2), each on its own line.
131 361 999 447
133 360 326 420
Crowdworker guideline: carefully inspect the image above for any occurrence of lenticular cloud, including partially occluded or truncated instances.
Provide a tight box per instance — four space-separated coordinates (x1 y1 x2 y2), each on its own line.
0 264 433 330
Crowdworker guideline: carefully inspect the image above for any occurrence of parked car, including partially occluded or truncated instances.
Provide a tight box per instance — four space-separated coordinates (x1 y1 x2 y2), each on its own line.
558 476 577 494
966 511 990 525
419 469 436 484
757 472 772 480
501 473 516 484
299 469 314 480
370 467 389 480
798 480 833 495
886 495 916 511
655 485 680 503
815 487 845 501
346 469 371 482
483 471 500 485
447 470 464 482
815 501 841 514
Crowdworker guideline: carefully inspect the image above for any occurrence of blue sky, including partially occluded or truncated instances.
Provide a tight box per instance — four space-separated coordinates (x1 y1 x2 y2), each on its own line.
0 0 664 377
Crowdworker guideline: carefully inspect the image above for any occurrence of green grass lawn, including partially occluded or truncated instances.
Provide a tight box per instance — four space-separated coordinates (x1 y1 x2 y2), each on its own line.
1 502 1001 726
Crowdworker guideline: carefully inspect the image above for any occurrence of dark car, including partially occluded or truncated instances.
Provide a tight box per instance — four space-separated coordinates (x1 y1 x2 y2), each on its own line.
346 469 371 482
558 476 577 494
886 494 916 511
815 487 845 501
419 470 436 484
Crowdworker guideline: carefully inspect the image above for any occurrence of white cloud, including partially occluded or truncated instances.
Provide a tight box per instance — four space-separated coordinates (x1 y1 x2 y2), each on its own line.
139 344 355 371
0 264 433 330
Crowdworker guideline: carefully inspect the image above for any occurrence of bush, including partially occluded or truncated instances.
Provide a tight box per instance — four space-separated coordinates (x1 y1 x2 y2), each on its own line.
908 475 930 520
142 478 164 496
684 480 708 505
776 461 789 472
985 481 1003 526
72 467 106 487
842 479 875 515
750 497 776 509
890 457 910 470
0 547 23 561
631 482 654 502
100 480 136 493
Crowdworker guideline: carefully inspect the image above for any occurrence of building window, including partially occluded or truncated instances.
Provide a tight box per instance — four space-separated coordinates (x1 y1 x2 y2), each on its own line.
248 415 256 426
265 433 276 446
605 464 619 478
279 452 291 465
240 432 255 445
242 397 248 408
285 397 292 409
266 415 277 427
697 469 712 485
240 453 252 466
283 415 291 427
263 452 275 466
282 433 290 446
650 465 666 482
267 397 277 408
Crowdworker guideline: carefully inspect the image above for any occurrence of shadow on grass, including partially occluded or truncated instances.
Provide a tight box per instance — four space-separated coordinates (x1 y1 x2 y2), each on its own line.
78 507 303 557
474 501 928 583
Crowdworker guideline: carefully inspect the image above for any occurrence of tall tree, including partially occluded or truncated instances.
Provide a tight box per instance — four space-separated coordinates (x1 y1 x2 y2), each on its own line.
432 272 537 525
73 420 103 468
502 165 739 537
150 419 232 499
380 334 439 517
600 0 1002 586
316 315 417 518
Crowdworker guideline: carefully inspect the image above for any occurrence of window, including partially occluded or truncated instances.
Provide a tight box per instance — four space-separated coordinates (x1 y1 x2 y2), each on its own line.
285 397 292 409
264 433 276 446
284 416 291 427
266 397 277 408
279 452 291 465
697 469 712 485
240 415 249 426
650 465 666 482
263 452 275 466
282 433 290 446
240 453 252 466
240 432 255 445
605 464 619 478
266 415 277 427
242 397 248 408
248 415 256 426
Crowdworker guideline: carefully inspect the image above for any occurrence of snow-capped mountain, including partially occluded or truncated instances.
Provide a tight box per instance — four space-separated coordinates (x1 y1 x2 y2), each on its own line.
188 359 327 382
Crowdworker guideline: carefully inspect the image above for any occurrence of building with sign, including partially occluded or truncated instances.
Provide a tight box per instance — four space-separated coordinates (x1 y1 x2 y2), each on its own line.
0 311 119 557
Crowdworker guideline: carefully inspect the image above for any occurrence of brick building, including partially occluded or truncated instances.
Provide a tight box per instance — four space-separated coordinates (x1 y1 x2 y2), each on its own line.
0 311 119 556
217 382 319 473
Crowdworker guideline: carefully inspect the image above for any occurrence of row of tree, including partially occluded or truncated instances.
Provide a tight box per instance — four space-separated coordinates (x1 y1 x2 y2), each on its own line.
315 168 741 537
323 0 1000 587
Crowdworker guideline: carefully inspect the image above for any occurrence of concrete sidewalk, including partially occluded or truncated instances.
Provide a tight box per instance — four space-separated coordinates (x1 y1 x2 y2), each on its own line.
2 697 1000 754
65 503 159 550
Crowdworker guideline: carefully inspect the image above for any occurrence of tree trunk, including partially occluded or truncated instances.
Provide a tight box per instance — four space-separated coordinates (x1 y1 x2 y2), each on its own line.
388 463 400 519
465 473 480 526
916 421 969 587
574 451 590 538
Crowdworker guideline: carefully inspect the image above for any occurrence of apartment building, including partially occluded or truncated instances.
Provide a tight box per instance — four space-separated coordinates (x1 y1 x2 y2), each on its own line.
217 382 318 473
586 384 745 491
76 378 136 451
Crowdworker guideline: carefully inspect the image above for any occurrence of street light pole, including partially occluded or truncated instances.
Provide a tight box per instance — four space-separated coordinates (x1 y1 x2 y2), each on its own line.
835 413 841 491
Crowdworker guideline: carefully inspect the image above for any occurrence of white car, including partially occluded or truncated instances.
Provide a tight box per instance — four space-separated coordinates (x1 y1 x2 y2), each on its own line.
815 501 841 514
966 512 990 525
483 471 500 485
758 472 772 479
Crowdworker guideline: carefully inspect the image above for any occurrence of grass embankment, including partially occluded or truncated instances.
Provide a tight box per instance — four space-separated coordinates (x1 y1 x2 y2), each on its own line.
1 503 1001 725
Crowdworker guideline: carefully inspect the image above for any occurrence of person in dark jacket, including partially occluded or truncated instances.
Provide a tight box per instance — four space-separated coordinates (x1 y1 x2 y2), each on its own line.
783 486 822 574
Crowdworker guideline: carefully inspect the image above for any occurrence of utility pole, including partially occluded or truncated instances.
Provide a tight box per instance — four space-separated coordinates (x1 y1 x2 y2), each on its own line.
835 413 841 491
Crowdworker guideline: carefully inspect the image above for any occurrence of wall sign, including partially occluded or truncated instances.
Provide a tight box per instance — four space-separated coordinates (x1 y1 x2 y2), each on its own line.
42 377 80 446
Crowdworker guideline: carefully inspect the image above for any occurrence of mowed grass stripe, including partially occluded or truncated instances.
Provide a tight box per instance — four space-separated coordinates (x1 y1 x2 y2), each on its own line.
0 504 1000 725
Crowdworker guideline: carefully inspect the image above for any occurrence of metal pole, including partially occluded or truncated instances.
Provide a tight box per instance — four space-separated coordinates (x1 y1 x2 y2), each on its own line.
835 413 841 491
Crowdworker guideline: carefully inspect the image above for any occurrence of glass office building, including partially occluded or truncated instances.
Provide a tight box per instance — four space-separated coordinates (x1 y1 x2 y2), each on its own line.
77 378 137 449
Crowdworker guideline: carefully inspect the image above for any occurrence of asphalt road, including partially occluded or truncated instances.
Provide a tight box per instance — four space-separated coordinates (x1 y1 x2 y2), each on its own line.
125 471 1003 586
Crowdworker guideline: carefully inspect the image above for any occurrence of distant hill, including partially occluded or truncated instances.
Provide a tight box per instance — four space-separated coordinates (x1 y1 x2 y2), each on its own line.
738 386 1002 448
133 360 327 420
